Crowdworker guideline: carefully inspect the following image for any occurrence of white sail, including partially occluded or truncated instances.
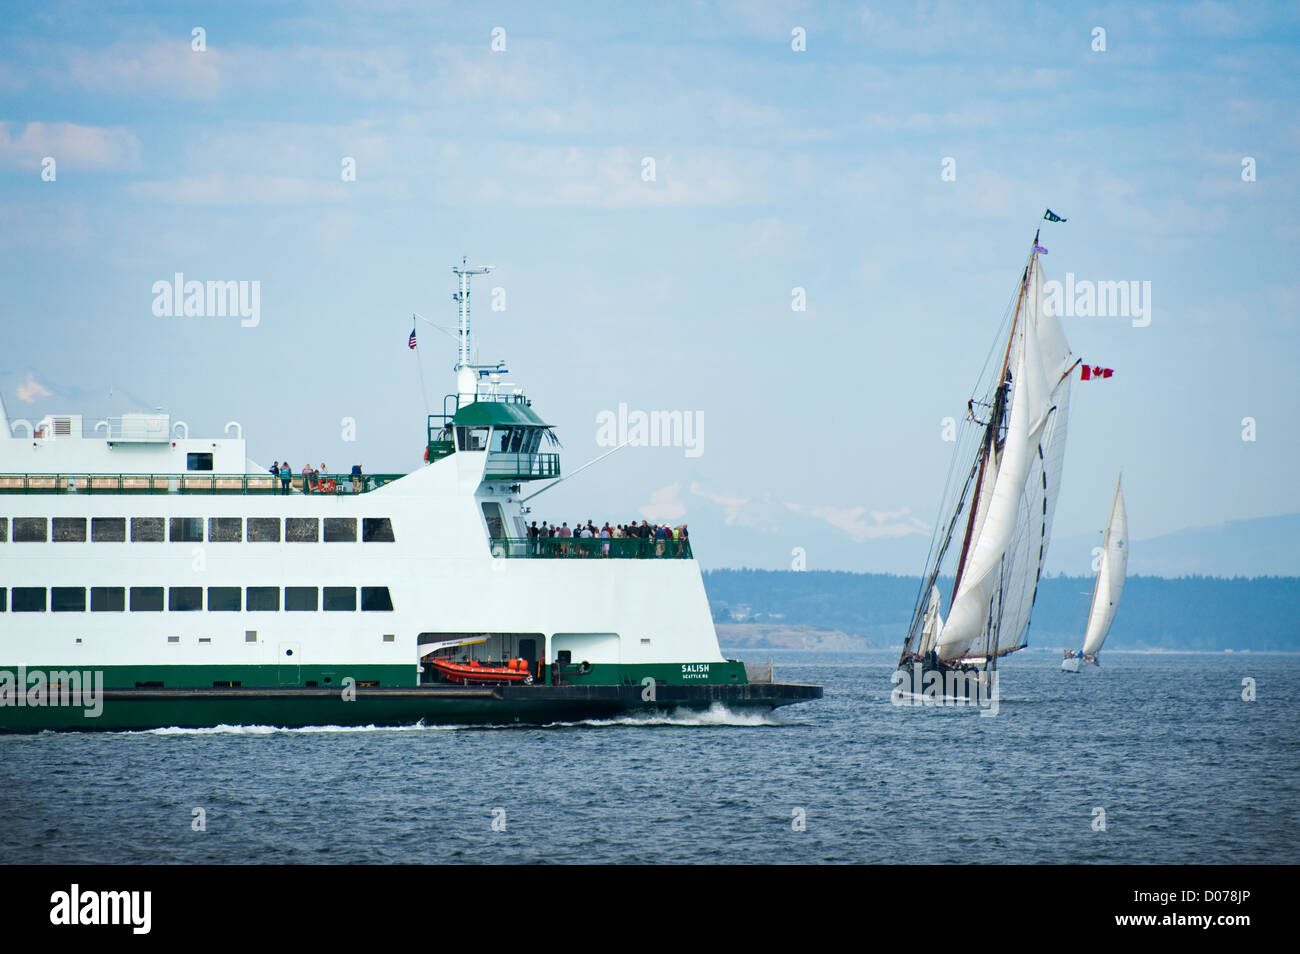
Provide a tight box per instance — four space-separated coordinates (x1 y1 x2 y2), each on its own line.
1081 477 1128 657
918 585 944 654
935 256 1072 660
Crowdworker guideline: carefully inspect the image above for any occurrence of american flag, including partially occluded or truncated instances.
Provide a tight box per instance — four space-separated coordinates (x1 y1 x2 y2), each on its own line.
408 329 417 349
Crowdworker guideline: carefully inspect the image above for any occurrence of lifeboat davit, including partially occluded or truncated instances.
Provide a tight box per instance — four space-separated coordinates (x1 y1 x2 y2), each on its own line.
427 657 534 685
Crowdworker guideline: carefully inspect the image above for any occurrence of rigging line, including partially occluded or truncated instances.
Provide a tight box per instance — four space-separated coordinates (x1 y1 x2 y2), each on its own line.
411 315 432 421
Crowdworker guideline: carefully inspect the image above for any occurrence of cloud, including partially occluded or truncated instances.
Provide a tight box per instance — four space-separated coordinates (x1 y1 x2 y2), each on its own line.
55 39 222 99
783 502 930 541
16 374 52 403
0 121 142 172
641 483 686 522
128 174 355 206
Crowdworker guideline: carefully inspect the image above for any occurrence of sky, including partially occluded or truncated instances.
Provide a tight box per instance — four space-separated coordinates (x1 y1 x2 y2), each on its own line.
1 0 1297 576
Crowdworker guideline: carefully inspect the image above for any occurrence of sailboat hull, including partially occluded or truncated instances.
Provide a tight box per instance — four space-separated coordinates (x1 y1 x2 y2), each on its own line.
893 659 987 701
1060 655 1081 673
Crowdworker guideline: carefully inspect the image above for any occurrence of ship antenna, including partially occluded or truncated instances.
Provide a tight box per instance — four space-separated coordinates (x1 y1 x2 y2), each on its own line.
451 256 494 406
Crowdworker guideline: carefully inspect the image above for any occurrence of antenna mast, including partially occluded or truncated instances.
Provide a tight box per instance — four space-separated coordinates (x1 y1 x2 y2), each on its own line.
451 257 495 407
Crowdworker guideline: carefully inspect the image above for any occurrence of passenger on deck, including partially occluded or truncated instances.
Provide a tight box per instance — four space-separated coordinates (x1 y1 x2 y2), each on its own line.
279 461 291 495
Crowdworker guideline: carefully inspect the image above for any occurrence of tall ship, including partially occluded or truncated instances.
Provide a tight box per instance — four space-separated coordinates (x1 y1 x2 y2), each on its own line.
1062 474 1127 672
897 224 1079 695
0 260 819 732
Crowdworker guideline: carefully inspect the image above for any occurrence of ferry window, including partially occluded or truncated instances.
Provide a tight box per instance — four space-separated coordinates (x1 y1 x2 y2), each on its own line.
170 517 204 542
208 587 240 611
491 427 513 453
246 587 280 611
209 517 242 542
323 587 356 611
13 517 47 542
0 518 7 542
11 587 46 612
286 517 318 542
91 517 126 542
91 587 126 612
360 586 394 611
526 429 543 454
187 452 214 471
51 587 86 612
0 587 4 609
130 587 164 612
169 587 203 611
323 517 357 542
456 426 489 451
509 428 526 453
362 518 395 542
285 586 318 611
247 518 281 542
481 502 506 540
53 517 87 542
131 517 165 542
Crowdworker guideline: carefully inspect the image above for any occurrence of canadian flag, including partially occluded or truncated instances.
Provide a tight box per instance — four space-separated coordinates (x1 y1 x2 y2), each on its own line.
1081 365 1113 381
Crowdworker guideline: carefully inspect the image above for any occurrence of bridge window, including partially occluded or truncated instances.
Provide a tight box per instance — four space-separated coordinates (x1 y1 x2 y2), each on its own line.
131 517 164 542
170 517 204 542
130 586 164 612
52 587 85 612
247 518 280 542
91 587 126 612
246 587 280 611
53 518 87 542
285 587 318 611
456 426 489 451
0 519 6 542
362 518 395 542
187 452 214 471
361 586 394 611
13 518 47 542
286 518 318 542
323 587 356 611
208 587 241 611
11 587 46 612
92 518 126 542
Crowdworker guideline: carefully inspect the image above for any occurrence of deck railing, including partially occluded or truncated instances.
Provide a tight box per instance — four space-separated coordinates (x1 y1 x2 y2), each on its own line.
484 452 560 480
0 473 405 495
490 536 693 559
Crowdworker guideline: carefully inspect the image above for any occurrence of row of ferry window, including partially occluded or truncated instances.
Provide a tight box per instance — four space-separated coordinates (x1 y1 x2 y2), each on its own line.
0 585 395 613
0 516 395 543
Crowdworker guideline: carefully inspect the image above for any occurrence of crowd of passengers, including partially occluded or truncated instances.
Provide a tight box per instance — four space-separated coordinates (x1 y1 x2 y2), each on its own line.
268 461 367 494
526 520 688 555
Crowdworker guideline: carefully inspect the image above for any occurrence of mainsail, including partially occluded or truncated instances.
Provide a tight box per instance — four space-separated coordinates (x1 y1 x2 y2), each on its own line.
900 234 1076 667
1080 476 1128 657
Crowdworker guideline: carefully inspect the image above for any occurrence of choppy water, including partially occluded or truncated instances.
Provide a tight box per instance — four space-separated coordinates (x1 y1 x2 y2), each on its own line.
1 651 1295 864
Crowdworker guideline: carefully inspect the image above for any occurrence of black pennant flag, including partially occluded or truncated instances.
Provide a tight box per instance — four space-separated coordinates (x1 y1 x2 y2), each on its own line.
1043 209 1067 223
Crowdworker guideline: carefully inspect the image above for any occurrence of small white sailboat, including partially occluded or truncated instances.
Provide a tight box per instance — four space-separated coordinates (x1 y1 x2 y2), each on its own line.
1063 474 1127 671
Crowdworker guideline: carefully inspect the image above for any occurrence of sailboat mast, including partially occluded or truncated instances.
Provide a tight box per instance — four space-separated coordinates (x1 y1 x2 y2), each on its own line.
950 250 1034 601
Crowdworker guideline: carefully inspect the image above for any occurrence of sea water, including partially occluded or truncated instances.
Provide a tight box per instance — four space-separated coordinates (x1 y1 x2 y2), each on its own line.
0 651 1294 864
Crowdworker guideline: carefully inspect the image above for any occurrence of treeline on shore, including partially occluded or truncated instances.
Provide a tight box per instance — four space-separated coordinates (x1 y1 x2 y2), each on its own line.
702 569 1300 651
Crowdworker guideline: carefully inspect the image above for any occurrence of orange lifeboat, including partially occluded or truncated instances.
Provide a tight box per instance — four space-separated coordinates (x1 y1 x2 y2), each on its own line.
427 657 533 685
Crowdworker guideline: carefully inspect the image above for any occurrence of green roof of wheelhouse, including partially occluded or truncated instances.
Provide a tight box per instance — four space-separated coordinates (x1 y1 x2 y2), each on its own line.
451 400 549 428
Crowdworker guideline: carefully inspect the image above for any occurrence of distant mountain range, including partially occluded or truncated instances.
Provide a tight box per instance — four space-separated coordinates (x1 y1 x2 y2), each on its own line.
702 569 1300 652
689 506 1300 579
1045 513 1300 578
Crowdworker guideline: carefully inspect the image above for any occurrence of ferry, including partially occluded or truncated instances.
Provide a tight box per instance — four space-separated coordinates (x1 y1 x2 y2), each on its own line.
0 260 820 732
